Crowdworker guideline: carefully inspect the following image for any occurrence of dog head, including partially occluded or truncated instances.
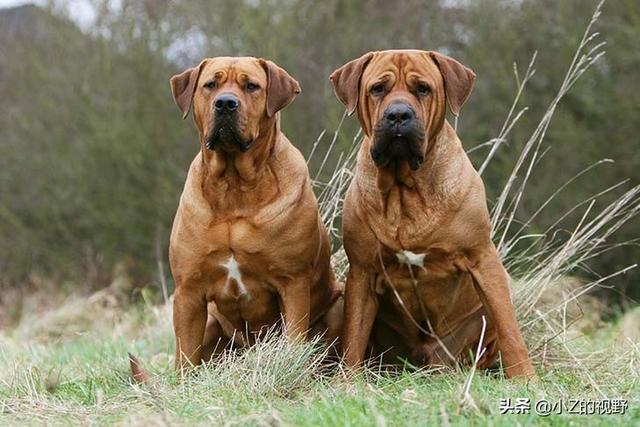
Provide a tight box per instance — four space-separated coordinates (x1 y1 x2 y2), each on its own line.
331 50 475 171
170 57 300 153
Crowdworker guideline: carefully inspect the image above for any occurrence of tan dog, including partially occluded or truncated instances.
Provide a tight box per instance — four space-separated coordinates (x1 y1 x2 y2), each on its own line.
330 50 535 378
167 57 342 370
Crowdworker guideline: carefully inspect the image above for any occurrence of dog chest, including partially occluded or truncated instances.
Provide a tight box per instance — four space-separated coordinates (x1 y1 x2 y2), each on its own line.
221 255 249 299
209 252 282 331
375 249 481 335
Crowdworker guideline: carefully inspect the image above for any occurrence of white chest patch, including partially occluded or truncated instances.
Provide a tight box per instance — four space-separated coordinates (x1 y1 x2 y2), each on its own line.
222 256 249 298
395 250 426 268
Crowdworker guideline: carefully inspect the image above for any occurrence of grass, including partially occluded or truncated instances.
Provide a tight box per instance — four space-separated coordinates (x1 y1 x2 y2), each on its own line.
0 302 640 426
1 1 639 425
0 300 638 426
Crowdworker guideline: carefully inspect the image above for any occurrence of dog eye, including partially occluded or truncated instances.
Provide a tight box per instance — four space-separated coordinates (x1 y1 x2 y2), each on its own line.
204 80 217 90
246 82 260 92
370 83 386 96
416 83 431 96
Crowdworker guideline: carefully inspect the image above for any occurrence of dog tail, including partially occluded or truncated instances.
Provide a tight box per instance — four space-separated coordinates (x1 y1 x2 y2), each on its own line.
128 352 151 384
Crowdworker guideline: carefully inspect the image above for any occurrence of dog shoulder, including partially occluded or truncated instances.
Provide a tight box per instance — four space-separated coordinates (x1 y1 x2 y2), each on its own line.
273 133 309 176
343 189 379 266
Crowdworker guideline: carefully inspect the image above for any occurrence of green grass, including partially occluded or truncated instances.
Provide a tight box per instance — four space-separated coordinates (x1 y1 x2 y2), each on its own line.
1 298 637 426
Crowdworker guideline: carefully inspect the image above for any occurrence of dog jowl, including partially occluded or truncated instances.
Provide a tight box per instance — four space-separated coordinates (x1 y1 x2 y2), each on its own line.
371 102 425 171
206 88 251 152
206 94 248 151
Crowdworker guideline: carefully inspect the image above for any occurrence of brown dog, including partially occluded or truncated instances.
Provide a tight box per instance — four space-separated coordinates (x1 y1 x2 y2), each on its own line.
167 57 342 370
330 50 535 378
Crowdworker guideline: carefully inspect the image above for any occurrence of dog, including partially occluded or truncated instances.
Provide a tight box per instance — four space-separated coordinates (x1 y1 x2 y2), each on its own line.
162 56 342 371
330 50 535 379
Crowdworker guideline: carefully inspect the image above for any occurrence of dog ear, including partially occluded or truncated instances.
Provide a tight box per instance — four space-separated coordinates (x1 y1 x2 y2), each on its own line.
259 59 301 118
330 52 375 115
170 60 207 120
428 52 476 116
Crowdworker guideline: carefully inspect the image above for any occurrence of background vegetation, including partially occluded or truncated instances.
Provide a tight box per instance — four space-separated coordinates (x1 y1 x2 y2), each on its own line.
1 0 638 311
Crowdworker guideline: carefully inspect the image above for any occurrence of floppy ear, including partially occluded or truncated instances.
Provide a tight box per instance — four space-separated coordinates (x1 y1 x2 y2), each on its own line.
428 51 476 116
259 59 301 118
170 60 207 119
330 52 375 115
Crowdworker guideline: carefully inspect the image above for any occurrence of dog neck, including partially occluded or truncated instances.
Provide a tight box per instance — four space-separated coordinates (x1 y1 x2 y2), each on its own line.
198 116 281 210
360 121 468 224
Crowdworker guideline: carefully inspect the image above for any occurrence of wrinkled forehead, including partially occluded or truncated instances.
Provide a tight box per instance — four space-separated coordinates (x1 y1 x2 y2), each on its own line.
199 57 267 85
363 50 441 83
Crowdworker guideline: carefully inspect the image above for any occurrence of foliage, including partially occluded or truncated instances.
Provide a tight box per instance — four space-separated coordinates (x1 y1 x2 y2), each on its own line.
0 0 638 303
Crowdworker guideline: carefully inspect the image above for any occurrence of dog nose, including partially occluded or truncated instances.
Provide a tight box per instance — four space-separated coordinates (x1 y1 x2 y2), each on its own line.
384 103 415 124
214 94 240 113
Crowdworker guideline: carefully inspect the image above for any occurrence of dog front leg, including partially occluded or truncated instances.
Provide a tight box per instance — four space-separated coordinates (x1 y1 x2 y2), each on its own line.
465 245 536 379
342 266 378 369
173 287 207 372
279 279 311 342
